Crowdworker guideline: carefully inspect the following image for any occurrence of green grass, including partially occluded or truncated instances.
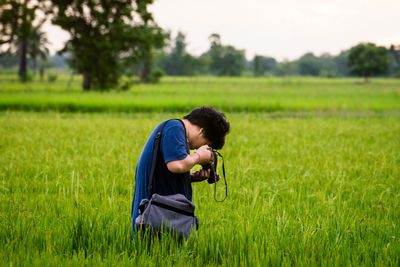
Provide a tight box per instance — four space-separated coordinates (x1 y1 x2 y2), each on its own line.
1 76 399 265
1 112 399 265
1 76 400 113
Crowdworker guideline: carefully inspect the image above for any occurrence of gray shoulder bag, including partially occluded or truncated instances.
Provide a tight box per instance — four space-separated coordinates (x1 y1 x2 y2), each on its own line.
134 120 199 238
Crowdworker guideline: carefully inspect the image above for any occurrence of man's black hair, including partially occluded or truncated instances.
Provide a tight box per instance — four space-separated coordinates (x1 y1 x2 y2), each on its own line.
184 106 230 150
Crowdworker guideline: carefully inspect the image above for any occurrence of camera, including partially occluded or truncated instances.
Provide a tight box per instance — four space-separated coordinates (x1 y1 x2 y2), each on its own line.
201 149 221 184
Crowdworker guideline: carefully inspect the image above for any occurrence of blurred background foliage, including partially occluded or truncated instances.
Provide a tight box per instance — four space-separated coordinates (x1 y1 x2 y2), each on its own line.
1 0 399 91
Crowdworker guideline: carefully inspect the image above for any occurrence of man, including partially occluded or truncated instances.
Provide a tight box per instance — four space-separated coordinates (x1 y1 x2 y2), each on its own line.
131 106 230 229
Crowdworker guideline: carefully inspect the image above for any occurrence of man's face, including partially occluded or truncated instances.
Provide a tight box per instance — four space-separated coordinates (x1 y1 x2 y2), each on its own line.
190 129 211 149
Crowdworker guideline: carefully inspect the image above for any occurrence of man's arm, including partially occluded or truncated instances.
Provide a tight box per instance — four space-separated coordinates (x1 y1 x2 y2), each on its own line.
166 153 200 173
166 145 212 173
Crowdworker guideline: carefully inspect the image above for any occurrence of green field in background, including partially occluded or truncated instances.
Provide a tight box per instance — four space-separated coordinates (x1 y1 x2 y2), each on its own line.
1 112 399 265
1 76 399 112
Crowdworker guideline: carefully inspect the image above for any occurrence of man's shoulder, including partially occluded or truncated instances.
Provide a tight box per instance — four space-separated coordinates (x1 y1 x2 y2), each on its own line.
161 119 187 147
160 119 188 162
163 119 184 132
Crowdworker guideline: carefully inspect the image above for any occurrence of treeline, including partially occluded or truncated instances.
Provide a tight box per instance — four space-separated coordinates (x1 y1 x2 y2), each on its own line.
3 30 397 82
0 53 68 71
1 1 399 91
153 32 400 79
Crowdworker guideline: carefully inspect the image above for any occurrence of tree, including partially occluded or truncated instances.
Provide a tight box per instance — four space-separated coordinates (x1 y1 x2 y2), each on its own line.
252 55 277 76
27 25 50 76
136 26 166 83
0 0 42 81
333 50 350 77
296 53 321 76
161 32 188 75
347 43 389 82
48 0 165 90
388 44 400 77
389 45 400 65
4 24 49 78
276 60 296 76
207 34 245 76
156 31 204 76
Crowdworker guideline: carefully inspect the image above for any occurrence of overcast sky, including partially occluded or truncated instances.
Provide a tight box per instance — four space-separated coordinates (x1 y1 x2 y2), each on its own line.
45 0 400 61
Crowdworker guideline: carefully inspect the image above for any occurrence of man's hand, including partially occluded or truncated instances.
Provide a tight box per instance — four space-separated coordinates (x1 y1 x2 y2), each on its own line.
191 168 211 182
166 145 212 173
195 145 213 165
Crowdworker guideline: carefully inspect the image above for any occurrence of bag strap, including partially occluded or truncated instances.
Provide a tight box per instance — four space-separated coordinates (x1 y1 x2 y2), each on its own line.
147 119 186 199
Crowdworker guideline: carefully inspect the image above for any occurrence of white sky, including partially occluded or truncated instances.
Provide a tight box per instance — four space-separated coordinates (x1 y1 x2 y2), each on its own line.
44 0 400 61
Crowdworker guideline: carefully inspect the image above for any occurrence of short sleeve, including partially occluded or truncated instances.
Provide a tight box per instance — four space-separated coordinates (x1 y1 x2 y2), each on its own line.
161 123 188 164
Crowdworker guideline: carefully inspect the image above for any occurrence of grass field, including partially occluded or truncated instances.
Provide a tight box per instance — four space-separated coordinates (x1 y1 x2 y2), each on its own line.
1 75 400 112
0 76 399 265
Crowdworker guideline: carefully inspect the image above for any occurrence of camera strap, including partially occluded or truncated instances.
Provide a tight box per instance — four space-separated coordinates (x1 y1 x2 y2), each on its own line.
213 151 227 202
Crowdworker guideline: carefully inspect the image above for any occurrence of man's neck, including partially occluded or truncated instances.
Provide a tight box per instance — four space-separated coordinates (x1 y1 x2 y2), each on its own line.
182 119 200 149
182 119 191 139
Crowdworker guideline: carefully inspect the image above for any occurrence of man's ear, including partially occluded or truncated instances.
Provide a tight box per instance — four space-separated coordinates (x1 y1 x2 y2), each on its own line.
199 128 205 136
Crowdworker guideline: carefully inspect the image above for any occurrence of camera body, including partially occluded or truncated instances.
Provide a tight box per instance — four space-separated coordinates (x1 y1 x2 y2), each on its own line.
201 149 221 184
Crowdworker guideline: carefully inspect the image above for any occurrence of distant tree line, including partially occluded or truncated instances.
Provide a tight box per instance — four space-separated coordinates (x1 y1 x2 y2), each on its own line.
154 31 400 81
1 1 399 90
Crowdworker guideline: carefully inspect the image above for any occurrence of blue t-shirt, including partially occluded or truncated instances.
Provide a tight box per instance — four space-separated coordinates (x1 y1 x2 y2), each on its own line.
131 120 192 226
